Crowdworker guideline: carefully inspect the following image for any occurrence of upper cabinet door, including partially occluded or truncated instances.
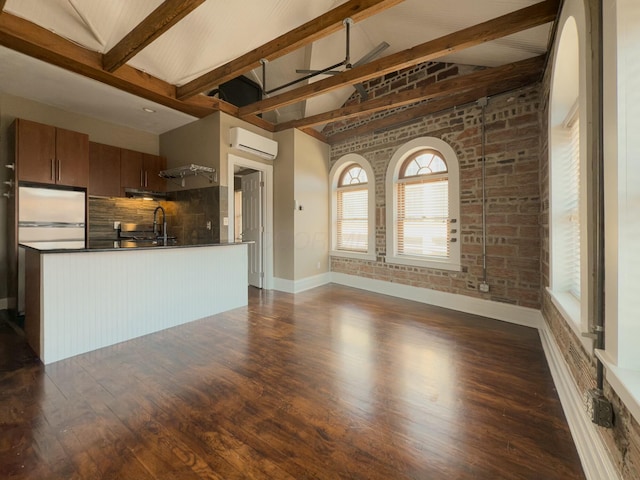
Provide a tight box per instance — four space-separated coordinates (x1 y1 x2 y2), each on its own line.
89 142 121 197
55 127 89 188
120 148 144 194
142 153 167 192
16 119 56 185
15 119 89 188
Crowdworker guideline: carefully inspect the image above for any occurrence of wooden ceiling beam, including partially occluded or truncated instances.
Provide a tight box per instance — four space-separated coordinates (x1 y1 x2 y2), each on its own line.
0 12 274 131
299 127 328 143
176 0 404 100
103 0 206 72
275 55 545 131
241 0 559 117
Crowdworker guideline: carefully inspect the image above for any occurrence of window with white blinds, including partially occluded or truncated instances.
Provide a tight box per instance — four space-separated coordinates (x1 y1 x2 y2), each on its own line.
385 138 461 271
331 161 374 257
397 177 449 257
396 150 449 258
337 186 368 251
566 114 581 299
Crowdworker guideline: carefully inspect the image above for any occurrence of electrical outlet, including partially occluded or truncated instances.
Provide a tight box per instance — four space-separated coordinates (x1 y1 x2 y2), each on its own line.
586 389 614 428
113 221 121 230
223 217 229 226
479 282 490 293
206 221 212 230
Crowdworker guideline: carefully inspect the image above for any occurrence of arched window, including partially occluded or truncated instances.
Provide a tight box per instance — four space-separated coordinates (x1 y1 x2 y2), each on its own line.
329 154 376 260
386 138 460 271
549 10 590 342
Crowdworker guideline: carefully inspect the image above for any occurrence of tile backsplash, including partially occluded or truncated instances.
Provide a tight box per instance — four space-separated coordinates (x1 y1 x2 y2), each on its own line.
88 185 221 244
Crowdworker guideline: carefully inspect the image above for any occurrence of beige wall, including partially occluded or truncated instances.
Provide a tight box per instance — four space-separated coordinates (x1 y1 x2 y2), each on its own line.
273 129 295 280
272 129 330 282
0 93 159 305
293 129 329 280
160 112 220 191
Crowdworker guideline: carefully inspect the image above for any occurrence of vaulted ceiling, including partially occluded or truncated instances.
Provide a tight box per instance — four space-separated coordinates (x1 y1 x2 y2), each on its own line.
0 0 560 140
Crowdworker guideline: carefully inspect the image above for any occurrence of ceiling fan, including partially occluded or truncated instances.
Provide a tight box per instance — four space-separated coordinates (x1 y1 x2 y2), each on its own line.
259 18 389 100
296 41 390 101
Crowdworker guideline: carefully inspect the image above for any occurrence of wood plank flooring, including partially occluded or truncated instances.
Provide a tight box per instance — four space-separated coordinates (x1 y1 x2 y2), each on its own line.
0 285 585 479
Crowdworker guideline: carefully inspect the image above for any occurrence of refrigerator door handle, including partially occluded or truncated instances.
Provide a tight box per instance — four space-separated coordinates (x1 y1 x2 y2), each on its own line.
51 158 55 181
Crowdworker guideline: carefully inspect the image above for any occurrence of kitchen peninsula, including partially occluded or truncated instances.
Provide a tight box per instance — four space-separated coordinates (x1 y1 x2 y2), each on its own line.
21 241 248 364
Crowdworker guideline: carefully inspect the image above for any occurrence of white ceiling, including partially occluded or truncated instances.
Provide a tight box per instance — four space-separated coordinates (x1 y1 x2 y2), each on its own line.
0 0 552 135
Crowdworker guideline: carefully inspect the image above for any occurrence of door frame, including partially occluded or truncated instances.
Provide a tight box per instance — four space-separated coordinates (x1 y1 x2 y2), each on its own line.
227 154 274 290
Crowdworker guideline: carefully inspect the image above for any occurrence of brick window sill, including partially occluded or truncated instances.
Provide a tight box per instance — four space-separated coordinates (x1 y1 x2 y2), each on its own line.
547 287 593 354
385 254 461 272
596 349 640 424
330 250 376 261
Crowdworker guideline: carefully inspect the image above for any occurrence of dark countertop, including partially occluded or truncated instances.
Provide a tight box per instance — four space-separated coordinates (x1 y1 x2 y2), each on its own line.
19 239 248 253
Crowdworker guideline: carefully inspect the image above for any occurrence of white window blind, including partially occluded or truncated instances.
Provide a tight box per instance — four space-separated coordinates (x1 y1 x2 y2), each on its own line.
397 176 449 258
337 187 368 252
566 114 581 299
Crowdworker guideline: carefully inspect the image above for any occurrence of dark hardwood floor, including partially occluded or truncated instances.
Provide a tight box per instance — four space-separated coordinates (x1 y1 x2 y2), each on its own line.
0 285 585 479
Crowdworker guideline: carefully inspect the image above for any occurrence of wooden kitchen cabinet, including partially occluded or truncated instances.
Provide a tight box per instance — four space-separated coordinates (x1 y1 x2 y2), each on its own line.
120 149 166 194
143 153 166 192
89 142 121 197
55 127 89 187
15 118 89 188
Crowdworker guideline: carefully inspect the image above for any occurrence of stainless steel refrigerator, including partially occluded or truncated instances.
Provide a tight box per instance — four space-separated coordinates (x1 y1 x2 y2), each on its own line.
18 186 86 313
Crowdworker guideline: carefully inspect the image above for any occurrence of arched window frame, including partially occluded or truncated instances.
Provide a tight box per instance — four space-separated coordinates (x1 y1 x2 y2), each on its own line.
548 2 592 353
385 137 461 271
329 154 376 260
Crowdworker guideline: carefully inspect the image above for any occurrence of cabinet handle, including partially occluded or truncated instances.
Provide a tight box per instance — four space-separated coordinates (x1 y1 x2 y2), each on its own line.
51 159 55 180
140 169 144 187
57 159 61 181
145 171 148 187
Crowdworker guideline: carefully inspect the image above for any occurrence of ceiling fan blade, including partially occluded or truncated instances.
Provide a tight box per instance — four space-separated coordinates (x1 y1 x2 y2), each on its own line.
354 83 368 101
352 41 390 68
296 69 342 75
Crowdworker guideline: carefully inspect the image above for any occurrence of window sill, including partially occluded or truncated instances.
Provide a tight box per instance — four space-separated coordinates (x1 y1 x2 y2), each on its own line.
330 250 376 261
596 349 640 424
546 287 593 353
385 254 461 272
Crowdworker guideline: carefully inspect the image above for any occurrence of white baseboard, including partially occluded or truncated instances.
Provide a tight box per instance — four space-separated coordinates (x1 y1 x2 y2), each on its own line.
539 321 620 480
330 272 542 328
273 272 332 294
0 298 8 310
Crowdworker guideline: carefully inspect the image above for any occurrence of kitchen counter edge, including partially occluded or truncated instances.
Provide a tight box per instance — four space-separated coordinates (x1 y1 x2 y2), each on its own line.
19 241 250 254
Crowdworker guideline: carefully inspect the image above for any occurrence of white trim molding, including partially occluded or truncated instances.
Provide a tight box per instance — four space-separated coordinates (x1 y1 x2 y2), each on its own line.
330 272 541 328
273 272 332 294
539 322 620 480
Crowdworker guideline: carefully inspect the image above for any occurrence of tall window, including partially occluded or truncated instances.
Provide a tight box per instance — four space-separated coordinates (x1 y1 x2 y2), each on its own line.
566 110 581 299
397 149 449 258
386 137 460 271
330 154 376 260
337 165 368 252
549 14 588 336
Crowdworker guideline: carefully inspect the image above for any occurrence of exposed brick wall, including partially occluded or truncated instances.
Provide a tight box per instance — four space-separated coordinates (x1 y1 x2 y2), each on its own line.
328 60 542 309
323 62 479 138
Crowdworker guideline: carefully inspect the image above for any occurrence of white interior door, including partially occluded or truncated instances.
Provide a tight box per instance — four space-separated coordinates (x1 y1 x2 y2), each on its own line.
242 171 263 288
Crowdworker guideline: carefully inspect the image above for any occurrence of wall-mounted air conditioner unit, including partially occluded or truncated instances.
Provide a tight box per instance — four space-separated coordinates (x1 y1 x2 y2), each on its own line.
230 127 278 160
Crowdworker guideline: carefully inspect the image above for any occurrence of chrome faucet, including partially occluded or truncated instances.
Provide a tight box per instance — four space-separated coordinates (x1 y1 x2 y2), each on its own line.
153 206 168 244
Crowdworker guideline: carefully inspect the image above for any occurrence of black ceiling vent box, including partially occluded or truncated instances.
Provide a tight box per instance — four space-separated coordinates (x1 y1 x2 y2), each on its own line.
207 76 262 108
